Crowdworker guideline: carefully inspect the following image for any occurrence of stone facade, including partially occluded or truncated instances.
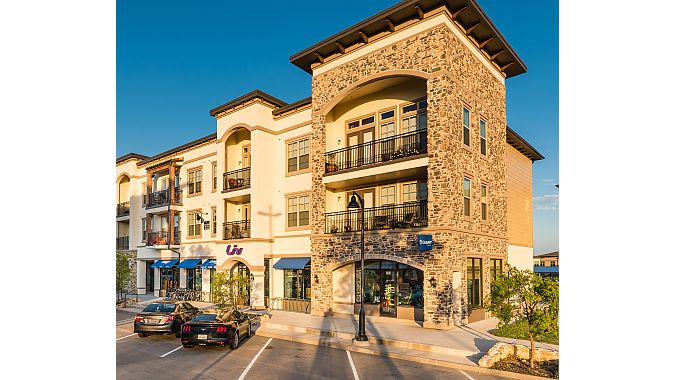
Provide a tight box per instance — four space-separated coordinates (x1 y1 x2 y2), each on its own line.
310 21 509 328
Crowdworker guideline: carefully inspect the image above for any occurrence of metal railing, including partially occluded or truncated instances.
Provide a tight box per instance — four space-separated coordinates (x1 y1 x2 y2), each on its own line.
269 297 311 314
116 201 130 217
223 167 251 191
165 288 210 302
116 236 129 250
324 129 427 173
147 228 181 246
223 220 251 240
144 188 182 208
325 200 428 233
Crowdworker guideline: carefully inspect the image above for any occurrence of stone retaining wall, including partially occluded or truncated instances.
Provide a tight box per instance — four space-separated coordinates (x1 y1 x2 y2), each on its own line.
478 342 559 368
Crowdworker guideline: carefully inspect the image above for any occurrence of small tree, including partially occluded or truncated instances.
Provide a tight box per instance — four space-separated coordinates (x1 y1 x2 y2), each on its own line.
485 265 559 368
116 252 131 300
211 271 249 309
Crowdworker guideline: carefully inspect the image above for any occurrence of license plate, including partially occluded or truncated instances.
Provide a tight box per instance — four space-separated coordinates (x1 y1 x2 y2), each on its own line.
197 334 207 340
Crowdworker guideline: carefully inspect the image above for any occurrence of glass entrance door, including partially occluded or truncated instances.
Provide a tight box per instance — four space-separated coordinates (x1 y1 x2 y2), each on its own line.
381 269 397 316
146 261 154 292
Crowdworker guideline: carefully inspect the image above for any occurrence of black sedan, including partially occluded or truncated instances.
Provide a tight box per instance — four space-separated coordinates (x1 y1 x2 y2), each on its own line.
181 309 252 349
134 301 199 338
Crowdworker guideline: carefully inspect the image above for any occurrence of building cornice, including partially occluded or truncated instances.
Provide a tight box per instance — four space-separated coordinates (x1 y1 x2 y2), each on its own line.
209 90 288 118
506 126 544 162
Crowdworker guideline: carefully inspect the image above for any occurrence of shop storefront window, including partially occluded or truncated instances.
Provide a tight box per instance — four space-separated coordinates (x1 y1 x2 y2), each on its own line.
284 269 311 300
160 267 179 290
355 260 424 310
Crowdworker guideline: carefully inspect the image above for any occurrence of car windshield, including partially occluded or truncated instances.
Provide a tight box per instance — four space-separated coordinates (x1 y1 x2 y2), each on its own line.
193 314 217 321
142 303 176 313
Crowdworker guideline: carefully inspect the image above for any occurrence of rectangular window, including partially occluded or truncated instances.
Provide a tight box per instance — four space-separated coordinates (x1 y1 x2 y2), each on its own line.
211 206 217 237
141 218 146 242
284 269 311 300
188 168 202 195
380 110 396 139
463 177 471 217
287 138 310 173
479 119 487 156
380 185 395 205
287 194 310 228
481 184 488 221
463 107 470 146
401 99 427 133
467 258 482 308
402 182 417 203
490 258 502 282
212 162 217 191
187 210 201 238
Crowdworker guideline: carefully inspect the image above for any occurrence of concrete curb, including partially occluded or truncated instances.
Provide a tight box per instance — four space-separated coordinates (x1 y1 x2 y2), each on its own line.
262 321 477 357
256 329 551 380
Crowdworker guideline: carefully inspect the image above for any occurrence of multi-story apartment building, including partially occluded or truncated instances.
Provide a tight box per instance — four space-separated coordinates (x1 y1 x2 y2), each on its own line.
116 0 543 328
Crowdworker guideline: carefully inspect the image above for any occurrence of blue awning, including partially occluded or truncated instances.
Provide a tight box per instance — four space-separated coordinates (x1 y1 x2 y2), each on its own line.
202 259 217 269
534 266 559 273
176 259 202 269
273 257 310 270
150 260 178 268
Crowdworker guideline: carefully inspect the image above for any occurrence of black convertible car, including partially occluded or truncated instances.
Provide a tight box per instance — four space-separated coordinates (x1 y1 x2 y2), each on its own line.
134 301 199 338
181 309 252 349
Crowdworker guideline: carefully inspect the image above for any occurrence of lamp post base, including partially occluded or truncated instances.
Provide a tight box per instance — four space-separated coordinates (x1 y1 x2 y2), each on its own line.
352 336 370 346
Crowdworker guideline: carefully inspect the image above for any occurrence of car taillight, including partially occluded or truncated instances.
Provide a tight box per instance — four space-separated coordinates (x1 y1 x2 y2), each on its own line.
166 315 174 322
216 327 227 333
182 325 191 332
135 316 143 322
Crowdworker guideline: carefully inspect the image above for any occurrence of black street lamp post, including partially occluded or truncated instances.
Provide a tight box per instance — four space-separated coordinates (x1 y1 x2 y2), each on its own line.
348 191 368 342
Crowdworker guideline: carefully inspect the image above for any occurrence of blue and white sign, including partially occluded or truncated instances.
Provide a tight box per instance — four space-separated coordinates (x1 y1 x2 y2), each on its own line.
417 234 434 251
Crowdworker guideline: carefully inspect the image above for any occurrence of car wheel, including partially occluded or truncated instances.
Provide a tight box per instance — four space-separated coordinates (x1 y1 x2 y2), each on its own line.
137 333 147 338
229 330 239 350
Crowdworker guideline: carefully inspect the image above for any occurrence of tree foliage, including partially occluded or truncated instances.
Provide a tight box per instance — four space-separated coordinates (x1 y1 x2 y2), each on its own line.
210 271 250 309
116 252 132 297
485 265 559 368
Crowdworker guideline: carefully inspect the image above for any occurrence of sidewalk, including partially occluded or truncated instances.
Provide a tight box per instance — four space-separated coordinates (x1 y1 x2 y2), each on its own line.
257 310 558 368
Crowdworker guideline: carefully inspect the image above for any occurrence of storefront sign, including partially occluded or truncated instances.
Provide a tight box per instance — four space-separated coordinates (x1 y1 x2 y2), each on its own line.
203 221 210 230
417 234 434 251
226 244 243 255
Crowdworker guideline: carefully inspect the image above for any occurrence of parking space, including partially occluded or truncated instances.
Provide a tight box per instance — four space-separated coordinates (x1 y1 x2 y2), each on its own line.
116 310 514 380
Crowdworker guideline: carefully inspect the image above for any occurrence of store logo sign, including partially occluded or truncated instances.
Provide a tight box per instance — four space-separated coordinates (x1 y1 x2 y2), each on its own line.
226 244 243 256
417 234 434 251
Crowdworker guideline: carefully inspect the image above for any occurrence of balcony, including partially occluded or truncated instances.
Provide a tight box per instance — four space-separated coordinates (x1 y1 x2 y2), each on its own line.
116 202 130 217
325 129 427 174
147 228 181 246
116 236 129 250
223 167 251 192
325 201 428 234
223 220 251 240
144 188 182 209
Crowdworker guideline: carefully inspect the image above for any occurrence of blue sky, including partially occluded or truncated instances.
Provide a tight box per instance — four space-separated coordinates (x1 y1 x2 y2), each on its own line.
117 0 558 254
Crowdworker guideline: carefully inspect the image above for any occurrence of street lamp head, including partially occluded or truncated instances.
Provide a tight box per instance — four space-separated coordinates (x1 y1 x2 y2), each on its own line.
347 193 360 209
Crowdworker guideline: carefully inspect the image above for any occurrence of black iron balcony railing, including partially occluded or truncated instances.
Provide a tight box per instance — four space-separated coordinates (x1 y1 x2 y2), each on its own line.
325 200 428 234
116 236 129 250
223 220 251 240
147 228 181 246
223 167 251 192
116 202 130 217
325 129 427 174
144 188 182 208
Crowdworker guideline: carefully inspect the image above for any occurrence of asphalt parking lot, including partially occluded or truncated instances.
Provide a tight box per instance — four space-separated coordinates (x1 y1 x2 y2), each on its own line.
116 310 513 380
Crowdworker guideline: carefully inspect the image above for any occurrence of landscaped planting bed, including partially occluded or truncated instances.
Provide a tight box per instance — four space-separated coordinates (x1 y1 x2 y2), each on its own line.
491 354 558 378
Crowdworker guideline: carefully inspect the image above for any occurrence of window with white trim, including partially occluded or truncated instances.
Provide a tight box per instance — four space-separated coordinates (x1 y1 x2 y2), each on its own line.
463 106 471 146
481 184 488 221
380 185 396 205
287 138 310 173
479 119 487 156
188 169 202 195
463 177 471 217
187 210 201 237
287 194 310 228
379 110 396 139
212 162 217 191
401 99 427 133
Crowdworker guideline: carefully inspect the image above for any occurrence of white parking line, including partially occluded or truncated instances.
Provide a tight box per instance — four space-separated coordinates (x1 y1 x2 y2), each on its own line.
346 350 360 380
237 337 272 380
458 369 477 380
160 345 183 358
116 333 136 341
116 318 135 325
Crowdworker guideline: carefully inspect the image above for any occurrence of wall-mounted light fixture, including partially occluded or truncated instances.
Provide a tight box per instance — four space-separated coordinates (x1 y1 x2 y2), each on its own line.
314 274 319 284
429 276 437 288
